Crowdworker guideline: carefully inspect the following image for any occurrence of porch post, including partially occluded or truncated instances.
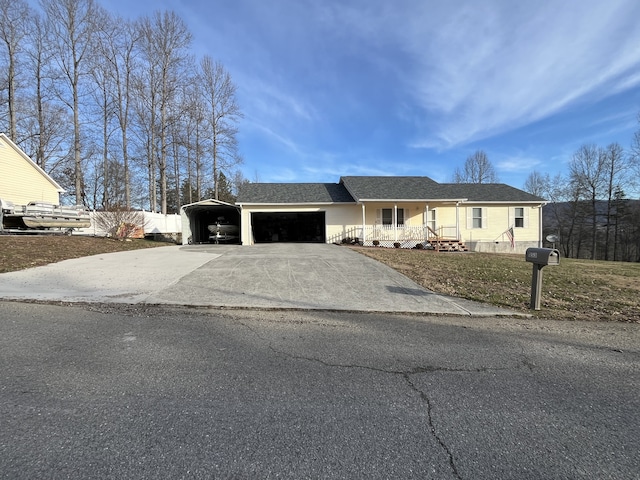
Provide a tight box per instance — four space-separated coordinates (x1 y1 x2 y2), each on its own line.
361 203 366 243
394 204 398 242
456 202 460 240
425 204 429 240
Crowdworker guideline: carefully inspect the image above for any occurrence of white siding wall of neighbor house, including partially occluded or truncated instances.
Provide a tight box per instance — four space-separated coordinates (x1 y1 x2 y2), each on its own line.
0 136 61 205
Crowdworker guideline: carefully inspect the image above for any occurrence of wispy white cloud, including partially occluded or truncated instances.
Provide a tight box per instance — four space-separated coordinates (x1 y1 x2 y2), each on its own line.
380 0 640 149
496 156 543 173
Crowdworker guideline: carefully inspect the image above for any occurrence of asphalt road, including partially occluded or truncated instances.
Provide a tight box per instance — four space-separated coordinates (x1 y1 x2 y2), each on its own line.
1 301 638 479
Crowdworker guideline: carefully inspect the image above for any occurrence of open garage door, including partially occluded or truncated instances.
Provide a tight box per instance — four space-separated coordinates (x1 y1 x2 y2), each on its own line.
252 212 326 243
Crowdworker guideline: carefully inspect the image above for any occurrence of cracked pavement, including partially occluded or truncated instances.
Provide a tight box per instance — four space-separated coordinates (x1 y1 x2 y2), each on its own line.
1 302 638 479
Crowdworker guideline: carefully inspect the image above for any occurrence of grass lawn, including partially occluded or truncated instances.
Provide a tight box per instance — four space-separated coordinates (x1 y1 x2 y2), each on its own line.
352 246 640 323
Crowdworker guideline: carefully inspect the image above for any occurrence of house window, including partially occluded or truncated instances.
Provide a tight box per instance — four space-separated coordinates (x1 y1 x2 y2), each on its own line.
472 207 483 229
467 207 487 229
510 207 528 228
514 207 524 228
380 208 404 226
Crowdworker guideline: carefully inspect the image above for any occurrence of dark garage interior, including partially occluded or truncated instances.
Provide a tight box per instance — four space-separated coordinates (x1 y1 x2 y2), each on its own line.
252 212 326 243
184 202 241 244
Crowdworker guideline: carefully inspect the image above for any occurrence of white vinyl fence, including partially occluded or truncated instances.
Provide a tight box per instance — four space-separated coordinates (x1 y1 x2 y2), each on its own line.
73 211 181 238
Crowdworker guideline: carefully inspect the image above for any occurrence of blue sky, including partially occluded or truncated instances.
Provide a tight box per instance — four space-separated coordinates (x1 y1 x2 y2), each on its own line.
101 0 640 190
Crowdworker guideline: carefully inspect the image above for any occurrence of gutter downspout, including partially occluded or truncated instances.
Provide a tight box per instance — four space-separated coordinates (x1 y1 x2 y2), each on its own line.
539 203 544 247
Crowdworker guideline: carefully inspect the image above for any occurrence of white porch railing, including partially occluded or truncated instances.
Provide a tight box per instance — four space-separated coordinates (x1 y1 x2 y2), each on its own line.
329 225 459 248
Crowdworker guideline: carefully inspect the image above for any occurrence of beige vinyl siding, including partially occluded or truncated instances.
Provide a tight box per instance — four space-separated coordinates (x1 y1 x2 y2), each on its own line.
461 205 540 242
0 136 61 206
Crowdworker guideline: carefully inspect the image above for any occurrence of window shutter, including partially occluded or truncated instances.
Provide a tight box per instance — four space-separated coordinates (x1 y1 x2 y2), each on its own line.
482 208 488 229
508 208 514 228
523 207 529 228
466 208 472 229
376 209 381 225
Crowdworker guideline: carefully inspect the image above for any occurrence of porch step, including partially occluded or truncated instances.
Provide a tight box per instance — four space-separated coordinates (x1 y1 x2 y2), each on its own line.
430 239 468 252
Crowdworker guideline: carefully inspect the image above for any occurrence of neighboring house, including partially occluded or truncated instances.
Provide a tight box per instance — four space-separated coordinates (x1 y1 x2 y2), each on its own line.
234 176 546 253
0 133 64 206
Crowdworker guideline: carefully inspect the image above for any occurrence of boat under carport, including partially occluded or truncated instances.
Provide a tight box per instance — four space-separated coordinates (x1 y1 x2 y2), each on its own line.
181 199 241 245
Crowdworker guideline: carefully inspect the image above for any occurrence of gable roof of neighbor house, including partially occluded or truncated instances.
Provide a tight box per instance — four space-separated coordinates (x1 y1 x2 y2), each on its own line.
0 133 65 193
236 176 545 205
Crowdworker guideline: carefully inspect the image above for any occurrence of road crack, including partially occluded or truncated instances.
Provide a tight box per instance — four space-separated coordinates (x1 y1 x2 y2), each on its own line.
402 372 462 480
237 321 509 479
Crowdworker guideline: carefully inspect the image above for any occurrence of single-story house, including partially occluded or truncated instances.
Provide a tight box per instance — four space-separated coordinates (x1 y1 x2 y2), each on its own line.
0 133 64 206
182 176 546 253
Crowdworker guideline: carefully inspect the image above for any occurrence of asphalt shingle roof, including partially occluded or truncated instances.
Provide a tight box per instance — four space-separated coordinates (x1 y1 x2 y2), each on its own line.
237 183 355 204
341 176 545 202
236 176 546 204
340 176 440 200
436 183 545 202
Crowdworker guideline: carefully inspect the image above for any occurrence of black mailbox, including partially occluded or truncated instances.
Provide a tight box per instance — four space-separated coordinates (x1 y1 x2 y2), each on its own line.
525 248 560 310
525 248 560 266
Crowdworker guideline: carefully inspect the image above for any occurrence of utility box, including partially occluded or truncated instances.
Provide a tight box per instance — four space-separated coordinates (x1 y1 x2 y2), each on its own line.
525 248 560 310
526 248 560 266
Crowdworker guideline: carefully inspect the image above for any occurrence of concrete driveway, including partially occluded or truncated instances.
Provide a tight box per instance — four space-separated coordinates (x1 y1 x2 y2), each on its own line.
0 243 516 316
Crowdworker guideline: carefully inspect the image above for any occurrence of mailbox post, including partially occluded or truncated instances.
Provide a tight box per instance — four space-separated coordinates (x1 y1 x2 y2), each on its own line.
525 248 560 310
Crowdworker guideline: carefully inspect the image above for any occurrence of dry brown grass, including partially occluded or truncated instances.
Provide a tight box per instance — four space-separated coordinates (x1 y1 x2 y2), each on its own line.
0 235 168 273
352 246 640 323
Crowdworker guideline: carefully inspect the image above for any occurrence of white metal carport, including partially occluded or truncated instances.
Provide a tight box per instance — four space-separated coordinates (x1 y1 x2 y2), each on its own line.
180 199 241 245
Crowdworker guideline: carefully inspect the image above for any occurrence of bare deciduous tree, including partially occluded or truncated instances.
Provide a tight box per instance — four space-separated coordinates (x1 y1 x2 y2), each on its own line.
569 144 608 260
136 10 192 214
0 0 31 141
96 15 138 209
523 170 550 198
452 150 498 184
41 0 106 205
631 112 640 196
22 12 74 178
198 56 242 200
601 143 629 260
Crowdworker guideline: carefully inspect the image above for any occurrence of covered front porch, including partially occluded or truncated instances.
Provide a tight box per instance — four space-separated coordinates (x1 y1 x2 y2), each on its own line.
330 201 467 250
